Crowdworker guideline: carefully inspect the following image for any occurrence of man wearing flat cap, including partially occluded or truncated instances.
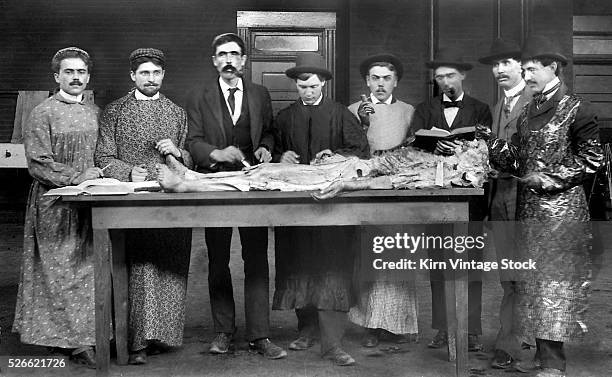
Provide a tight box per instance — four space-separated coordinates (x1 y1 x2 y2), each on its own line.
185 33 286 360
271 52 368 366
478 38 532 370
482 35 602 377
95 47 193 364
347 53 418 348
412 47 490 353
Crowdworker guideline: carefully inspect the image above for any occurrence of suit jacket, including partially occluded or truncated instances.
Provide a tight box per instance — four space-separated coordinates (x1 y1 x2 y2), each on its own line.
411 94 492 152
186 79 274 172
488 86 532 221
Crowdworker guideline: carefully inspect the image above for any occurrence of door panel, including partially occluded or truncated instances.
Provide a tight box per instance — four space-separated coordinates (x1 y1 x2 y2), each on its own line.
251 61 297 116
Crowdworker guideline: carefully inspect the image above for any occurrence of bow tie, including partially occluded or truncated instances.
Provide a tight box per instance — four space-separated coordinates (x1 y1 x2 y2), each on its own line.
533 82 561 108
443 100 463 109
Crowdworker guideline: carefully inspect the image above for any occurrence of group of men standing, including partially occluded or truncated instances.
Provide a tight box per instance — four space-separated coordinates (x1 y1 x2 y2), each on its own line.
14 30 601 377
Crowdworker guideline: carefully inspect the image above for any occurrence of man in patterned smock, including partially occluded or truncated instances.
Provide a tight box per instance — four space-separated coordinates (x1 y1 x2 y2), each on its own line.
483 35 603 377
95 48 192 365
13 47 102 368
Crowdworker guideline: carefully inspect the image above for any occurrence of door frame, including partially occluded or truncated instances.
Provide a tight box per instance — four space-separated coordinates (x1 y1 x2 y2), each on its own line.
237 11 337 100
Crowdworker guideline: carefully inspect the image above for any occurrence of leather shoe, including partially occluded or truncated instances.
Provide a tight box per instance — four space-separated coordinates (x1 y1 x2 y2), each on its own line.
468 334 483 352
249 338 287 359
289 336 315 350
491 349 513 369
71 347 96 369
323 347 355 366
427 330 447 349
209 332 232 354
128 350 147 365
361 329 380 348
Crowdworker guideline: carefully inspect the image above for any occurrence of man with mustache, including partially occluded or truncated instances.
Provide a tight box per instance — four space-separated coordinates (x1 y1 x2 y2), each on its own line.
185 33 286 360
347 54 419 348
411 47 491 352
478 38 532 370
271 52 368 366
95 48 193 364
483 35 602 377
348 53 414 153
13 46 101 369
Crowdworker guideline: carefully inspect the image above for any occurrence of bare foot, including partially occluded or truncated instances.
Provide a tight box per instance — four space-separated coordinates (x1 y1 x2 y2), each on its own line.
164 155 188 178
157 164 187 192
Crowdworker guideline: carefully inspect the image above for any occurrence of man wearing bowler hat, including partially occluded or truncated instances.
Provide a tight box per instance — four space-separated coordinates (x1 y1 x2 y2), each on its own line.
478 38 532 369
271 52 368 366
481 35 602 377
411 47 492 155
412 47 490 352
185 33 286 360
347 53 419 348
348 53 415 153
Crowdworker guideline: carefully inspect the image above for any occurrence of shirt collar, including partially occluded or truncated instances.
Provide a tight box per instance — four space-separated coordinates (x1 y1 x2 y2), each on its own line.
134 89 160 101
541 77 561 99
443 92 464 103
219 77 243 94
503 79 526 98
302 94 323 106
58 89 83 103
370 93 393 105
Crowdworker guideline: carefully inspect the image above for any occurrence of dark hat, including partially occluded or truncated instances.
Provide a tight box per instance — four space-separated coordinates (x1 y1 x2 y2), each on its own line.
359 53 404 81
478 38 522 65
426 47 473 71
521 35 568 66
285 53 332 80
129 48 166 66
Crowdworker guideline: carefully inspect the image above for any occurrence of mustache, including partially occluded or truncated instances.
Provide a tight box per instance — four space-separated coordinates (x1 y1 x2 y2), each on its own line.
222 65 237 73
144 83 159 87
496 74 509 80
69 80 83 86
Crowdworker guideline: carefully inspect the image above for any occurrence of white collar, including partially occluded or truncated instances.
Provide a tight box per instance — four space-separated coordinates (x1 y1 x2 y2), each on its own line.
443 92 464 102
302 94 323 106
134 89 160 101
59 89 83 103
370 93 393 105
542 77 561 99
503 80 526 98
219 77 243 93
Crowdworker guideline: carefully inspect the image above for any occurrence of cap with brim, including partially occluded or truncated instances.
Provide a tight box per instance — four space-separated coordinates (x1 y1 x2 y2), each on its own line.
426 47 473 71
521 35 568 66
285 52 332 80
359 53 403 81
129 48 166 66
478 38 522 65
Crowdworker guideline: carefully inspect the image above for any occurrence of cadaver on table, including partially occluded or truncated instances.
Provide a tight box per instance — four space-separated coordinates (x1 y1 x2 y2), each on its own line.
159 139 489 192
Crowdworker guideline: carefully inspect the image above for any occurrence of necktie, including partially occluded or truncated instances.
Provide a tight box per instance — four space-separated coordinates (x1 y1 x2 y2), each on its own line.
228 87 238 115
533 82 561 109
443 100 463 109
503 92 521 117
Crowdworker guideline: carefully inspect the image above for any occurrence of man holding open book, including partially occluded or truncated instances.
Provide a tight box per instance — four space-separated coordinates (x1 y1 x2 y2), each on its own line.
411 47 492 155
410 47 491 352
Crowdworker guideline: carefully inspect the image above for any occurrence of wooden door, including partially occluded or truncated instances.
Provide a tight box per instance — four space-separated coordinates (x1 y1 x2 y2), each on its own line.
238 11 336 116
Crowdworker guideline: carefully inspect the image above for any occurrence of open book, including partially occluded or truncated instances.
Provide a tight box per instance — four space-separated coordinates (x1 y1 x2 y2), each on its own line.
414 126 475 140
44 178 160 196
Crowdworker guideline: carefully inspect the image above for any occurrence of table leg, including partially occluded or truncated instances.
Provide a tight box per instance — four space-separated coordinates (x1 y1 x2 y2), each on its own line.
454 222 469 377
94 229 111 376
111 230 128 365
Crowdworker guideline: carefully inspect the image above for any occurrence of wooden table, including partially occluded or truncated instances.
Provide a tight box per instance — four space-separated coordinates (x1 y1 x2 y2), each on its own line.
63 188 481 376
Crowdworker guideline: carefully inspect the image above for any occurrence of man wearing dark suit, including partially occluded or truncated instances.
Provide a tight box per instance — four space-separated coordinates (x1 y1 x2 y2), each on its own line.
185 32 286 360
411 48 492 352
478 38 532 370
